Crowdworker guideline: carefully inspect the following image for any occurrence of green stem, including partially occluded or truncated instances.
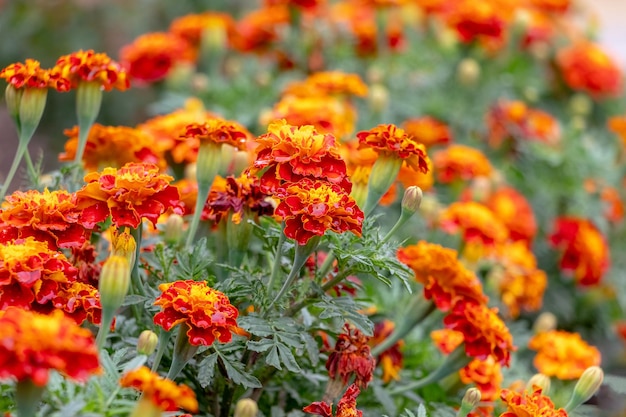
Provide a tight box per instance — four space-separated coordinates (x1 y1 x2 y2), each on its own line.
185 180 210 248
151 329 172 372
95 309 115 350
381 210 413 244
0 142 29 200
22 147 39 185
316 249 336 282
129 225 146 296
15 378 45 417
74 81 102 164
167 324 199 380
266 228 286 295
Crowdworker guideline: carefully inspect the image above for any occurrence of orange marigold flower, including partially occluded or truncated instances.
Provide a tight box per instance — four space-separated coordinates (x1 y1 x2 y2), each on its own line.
250 119 350 192
609 115 626 147
0 189 92 250
486 100 561 148
169 12 235 47
231 6 290 53
181 118 250 151
304 384 364 417
490 241 547 318
75 162 183 229
357 124 429 173
431 328 464 355
485 186 537 243
120 366 198 413
440 201 509 246
460 356 503 401
53 281 103 326
499 386 568 417
548 217 610 286
0 59 69 91
369 320 404 383
0 308 100 386
60 124 166 171
283 71 368 98
120 32 195 84
402 116 453 148
274 178 363 245
326 325 376 389
528 0 570 13
0 237 77 310
444 300 516 366
556 42 622 97
528 330 601 380
53 49 129 91
433 145 493 184
202 173 274 224
154 280 241 346
397 241 487 310
444 0 509 44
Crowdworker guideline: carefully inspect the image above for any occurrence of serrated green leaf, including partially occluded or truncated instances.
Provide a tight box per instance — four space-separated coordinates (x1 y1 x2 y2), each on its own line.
197 353 218 388
417 403 427 417
247 338 275 353
301 332 320 366
239 315 274 337
277 343 302 372
266 345 282 369
121 294 150 307
121 355 147 373
218 353 262 388
315 295 373 335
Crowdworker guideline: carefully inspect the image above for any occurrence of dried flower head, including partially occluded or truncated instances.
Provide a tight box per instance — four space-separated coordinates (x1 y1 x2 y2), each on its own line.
326 325 376 389
303 384 364 417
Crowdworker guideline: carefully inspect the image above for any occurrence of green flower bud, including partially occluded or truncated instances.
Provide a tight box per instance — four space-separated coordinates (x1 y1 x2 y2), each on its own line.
526 373 551 394
402 186 423 215
99 255 130 312
457 387 481 417
565 366 604 412
164 214 185 245
137 330 159 356
234 398 259 417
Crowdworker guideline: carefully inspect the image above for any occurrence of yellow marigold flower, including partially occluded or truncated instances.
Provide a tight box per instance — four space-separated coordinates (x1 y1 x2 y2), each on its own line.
169 12 235 47
402 116 453 148
439 201 509 246
75 162 183 229
53 49 129 91
120 366 198 413
0 59 68 91
154 280 242 346
460 356 502 402
490 241 547 318
357 124 429 173
283 71 368 98
59 123 166 171
499 386 568 417
0 307 100 386
397 241 487 311
528 330 601 380
433 144 493 184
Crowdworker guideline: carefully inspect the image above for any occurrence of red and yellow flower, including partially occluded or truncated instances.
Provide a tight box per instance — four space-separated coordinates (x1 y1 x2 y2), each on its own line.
402 116 453 148
231 6 290 53
439 201 509 246
0 308 100 386
0 189 91 250
274 178 363 245
180 118 250 158
154 280 242 346
283 71 368 98
60 124 166 171
357 124 429 173
556 41 622 98
431 328 465 355
120 366 198 413
499 386 568 417
326 325 376 389
548 217 610 286
433 145 493 184
52 281 103 326
443 300 516 366
75 162 183 228
169 12 235 48
528 330 601 380
119 32 195 83
53 49 129 91
444 0 511 46
303 384 364 417
0 59 69 91
485 187 537 243
460 356 503 401
486 100 561 148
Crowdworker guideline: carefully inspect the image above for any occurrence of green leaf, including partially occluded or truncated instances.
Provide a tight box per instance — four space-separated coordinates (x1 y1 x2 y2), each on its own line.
121 294 150 307
417 404 428 417
314 295 374 336
217 351 262 388
277 343 302 372
121 355 147 373
373 382 397 416
301 332 320 366
197 353 218 388
266 345 282 369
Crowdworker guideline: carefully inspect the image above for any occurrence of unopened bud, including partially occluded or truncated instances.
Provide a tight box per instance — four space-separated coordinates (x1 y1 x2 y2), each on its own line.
164 214 185 245
369 84 389 114
526 373 551 394
402 186 423 214
99 255 131 312
18 87 48 142
4 84 23 125
458 388 481 417
137 330 159 356
533 312 557 334
565 366 604 412
111 228 137 270
457 58 480 87
234 398 258 417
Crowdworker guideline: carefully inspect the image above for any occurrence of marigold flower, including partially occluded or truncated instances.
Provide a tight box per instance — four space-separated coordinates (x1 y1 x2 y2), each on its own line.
431 328 464 355
274 178 363 245
486 100 561 147
528 330 600 380
444 0 509 45
120 366 198 412
402 116 453 148
499 386 568 417
397 241 487 310
556 42 622 98
0 237 77 310
528 0 570 13
460 356 503 401
485 187 537 243
59 124 166 171
369 320 404 383
283 71 368 98
75 162 183 229
154 280 241 346
0 59 68 91
0 189 92 250
357 124 429 173
120 32 195 83
439 201 509 247
169 12 235 47
231 6 290 53
53 49 129 91
251 119 350 192
53 280 103 326
181 118 250 152
0 308 100 386
444 300 516 366
433 145 493 184
326 325 376 389
548 217 610 286
303 384 364 417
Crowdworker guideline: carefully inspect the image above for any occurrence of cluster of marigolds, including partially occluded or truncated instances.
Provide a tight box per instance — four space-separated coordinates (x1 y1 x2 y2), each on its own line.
0 0 624 416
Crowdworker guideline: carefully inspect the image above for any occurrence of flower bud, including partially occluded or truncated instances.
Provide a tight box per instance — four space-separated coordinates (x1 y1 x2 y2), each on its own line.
533 312 557 334
234 398 258 417
526 373 551 394
368 84 389 114
569 94 592 116
111 228 137 270
565 366 604 412
457 387 481 417
457 58 480 87
18 87 48 143
4 84 23 125
164 214 185 245
137 330 159 356
402 186 423 214
99 255 131 312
